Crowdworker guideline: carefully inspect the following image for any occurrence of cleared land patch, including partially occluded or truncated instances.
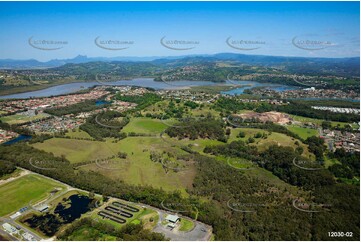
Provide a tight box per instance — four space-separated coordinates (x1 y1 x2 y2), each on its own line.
32 136 195 194
0 113 49 125
65 128 93 139
286 125 318 140
81 137 196 194
228 128 314 158
31 138 114 164
122 117 168 134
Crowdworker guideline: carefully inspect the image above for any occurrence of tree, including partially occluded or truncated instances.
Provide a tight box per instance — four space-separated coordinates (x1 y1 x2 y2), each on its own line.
248 137 255 143
321 121 332 129
295 146 304 155
237 131 246 138
254 132 262 138
0 160 16 177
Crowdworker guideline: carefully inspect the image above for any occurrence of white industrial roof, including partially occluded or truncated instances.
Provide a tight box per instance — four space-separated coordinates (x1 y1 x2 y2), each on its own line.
166 214 180 223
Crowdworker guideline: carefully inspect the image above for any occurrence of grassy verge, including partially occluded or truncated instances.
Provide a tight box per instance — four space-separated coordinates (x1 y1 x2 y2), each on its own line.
179 218 194 232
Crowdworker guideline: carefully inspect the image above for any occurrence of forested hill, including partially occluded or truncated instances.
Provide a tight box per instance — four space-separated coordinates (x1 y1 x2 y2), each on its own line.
1 53 359 77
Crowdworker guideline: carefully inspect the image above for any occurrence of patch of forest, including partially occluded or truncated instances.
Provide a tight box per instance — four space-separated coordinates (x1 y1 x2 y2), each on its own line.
0 143 358 240
79 111 129 141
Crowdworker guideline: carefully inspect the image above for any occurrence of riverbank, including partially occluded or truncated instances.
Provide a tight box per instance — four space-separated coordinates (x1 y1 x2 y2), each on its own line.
0 78 220 99
0 78 298 100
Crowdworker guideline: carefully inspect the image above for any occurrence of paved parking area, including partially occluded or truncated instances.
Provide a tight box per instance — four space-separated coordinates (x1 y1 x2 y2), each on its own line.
153 210 212 241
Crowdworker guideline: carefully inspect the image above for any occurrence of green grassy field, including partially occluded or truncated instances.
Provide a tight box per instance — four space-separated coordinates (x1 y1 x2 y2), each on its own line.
179 218 195 232
65 128 93 139
143 100 219 118
160 126 314 161
286 125 318 140
32 136 195 194
324 156 341 168
31 138 114 164
82 137 195 194
0 174 65 216
228 127 314 158
0 113 49 125
291 114 357 128
122 117 168 134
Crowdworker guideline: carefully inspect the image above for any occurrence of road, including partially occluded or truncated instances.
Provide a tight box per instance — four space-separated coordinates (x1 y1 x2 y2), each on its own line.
0 228 17 241
0 167 213 241
0 168 75 241
0 218 41 241
153 209 212 241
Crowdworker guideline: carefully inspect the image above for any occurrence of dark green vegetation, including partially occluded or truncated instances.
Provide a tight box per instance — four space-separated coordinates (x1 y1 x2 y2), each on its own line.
0 159 16 177
275 101 359 123
116 93 162 112
21 194 95 236
214 98 359 123
165 117 227 141
204 141 334 189
0 139 359 240
0 88 359 240
79 111 129 140
58 217 166 241
328 149 360 182
213 97 258 113
305 136 327 162
293 100 360 109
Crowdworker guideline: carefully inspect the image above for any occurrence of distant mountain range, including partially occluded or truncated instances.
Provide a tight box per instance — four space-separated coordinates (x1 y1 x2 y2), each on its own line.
0 53 359 69
0 54 192 69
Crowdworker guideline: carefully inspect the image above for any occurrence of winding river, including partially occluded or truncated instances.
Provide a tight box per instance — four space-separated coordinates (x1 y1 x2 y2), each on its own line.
0 78 298 99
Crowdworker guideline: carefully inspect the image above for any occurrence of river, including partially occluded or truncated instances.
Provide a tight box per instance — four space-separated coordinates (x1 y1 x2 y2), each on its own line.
0 78 300 99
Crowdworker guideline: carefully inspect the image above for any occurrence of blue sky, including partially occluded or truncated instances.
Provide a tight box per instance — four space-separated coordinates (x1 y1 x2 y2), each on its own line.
0 1 359 61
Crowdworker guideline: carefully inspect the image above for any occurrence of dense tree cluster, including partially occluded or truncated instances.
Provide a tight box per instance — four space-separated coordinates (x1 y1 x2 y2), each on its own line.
204 141 335 189
0 144 359 240
165 117 227 141
213 97 257 112
204 140 258 161
0 159 16 177
328 149 360 180
79 111 129 140
58 217 167 241
275 101 359 123
214 98 359 123
184 100 199 109
305 136 327 162
191 153 359 240
22 213 62 236
259 145 335 189
116 93 161 111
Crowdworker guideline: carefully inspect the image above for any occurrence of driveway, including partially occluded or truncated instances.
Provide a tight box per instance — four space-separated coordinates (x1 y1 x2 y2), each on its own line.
153 210 212 241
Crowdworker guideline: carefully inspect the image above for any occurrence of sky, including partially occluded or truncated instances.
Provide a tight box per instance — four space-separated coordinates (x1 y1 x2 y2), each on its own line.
0 1 359 61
